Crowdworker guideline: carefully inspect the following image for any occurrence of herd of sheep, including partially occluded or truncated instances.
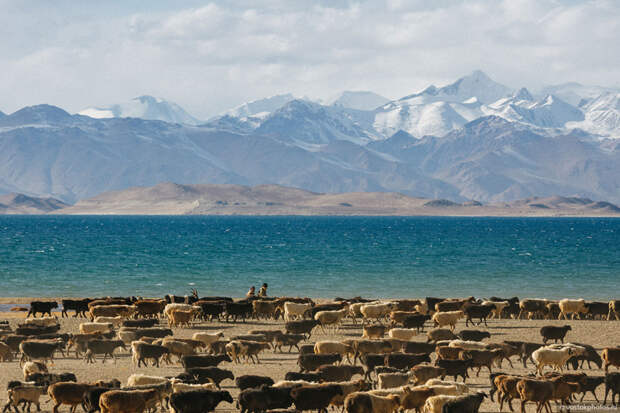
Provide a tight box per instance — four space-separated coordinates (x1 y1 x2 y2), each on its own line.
0 294 619 413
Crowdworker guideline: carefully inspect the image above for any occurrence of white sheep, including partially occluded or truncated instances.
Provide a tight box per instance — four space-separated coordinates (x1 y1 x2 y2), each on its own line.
531 346 575 374
431 311 463 331
284 302 312 321
423 379 469 394
378 372 413 389
192 331 224 346
388 328 418 341
314 341 353 361
126 373 169 387
273 380 317 388
22 361 48 379
558 299 588 320
423 394 459 413
79 322 113 334
360 302 395 323
314 308 348 333
171 382 215 393
164 303 194 319
93 316 123 327
426 384 467 396
448 339 488 351
20 316 59 327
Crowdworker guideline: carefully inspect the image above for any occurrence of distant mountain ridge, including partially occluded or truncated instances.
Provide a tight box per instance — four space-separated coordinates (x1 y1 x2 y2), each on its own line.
0 193 68 214
2 70 620 206
53 182 620 216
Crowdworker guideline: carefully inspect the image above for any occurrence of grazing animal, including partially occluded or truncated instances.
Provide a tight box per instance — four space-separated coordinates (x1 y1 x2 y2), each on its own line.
169 390 233 413
344 391 400 413
539 325 572 344
27 301 58 318
291 384 343 413
235 375 275 391
603 347 620 373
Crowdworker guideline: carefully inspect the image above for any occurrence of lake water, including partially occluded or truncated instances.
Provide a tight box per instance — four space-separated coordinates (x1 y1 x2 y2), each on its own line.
0 216 618 300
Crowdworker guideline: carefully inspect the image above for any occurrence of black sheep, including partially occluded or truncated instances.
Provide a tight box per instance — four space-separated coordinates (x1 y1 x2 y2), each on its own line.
442 392 486 413
169 390 233 413
540 325 571 344
187 367 234 389
235 375 275 391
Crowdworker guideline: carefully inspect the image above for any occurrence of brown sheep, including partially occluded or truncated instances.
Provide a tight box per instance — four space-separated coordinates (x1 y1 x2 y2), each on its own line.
48 382 96 413
99 389 159 413
602 347 620 373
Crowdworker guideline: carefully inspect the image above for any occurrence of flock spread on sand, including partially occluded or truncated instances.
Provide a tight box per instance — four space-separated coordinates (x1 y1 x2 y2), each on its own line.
1 294 619 413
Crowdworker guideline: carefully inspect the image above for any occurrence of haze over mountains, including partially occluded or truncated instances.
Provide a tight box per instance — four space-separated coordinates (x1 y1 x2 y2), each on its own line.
2 71 620 206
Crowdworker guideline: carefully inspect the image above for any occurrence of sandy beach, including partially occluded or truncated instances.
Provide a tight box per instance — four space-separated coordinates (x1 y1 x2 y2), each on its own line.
1 301 618 413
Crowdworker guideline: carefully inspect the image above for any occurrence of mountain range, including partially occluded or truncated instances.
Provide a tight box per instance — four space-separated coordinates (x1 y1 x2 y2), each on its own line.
1 70 619 206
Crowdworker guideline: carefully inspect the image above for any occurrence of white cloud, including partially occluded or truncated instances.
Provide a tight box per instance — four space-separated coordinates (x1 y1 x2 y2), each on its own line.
0 0 618 119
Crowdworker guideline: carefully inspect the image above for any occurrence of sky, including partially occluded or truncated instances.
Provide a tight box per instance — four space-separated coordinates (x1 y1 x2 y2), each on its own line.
0 0 618 119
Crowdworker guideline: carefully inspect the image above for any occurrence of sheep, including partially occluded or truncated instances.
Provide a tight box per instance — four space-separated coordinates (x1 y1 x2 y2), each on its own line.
557 299 587 320
441 392 486 413
226 340 271 364
186 367 234 389
360 303 395 323
131 342 170 367
385 353 431 370
93 316 123 327
48 382 95 413
516 378 554 413
20 316 59 328
314 341 353 362
540 325 571 344
389 311 420 325
314 308 349 333
285 319 320 338
457 330 490 342
431 311 463 331
126 374 169 387
426 385 467 396
22 361 48 379
191 331 224 347
168 308 198 328
378 372 413 389
481 300 509 319
344 391 400 413
604 372 620 406
79 322 113 335
426 329 458 343
89 305 136 320
398 386 436 413
457 349 503 376
425 379 469 393
235 375 275 391
7 385 47 412
388 328 418 341
349 302 370 324
83 339 126 364
283 372 322 383
410 366 447 386
448 340 488 351
180 354 232 369
317 364 364 382
291 384 344 413
602 347 620 373
99 389 160 413
158 340 196 362
531 346 575 374
163 303 194 319
422 394 458 413
171 382 216 393
362 324 386 339
298 353 342 372
436 359 473 382
273 333 305 353
436 346 462 361
284 302 312 321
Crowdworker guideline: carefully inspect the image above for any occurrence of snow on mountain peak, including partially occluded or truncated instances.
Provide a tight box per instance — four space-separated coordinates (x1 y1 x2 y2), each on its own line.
222 93 296 119
78 95 201 125
328 91 390 111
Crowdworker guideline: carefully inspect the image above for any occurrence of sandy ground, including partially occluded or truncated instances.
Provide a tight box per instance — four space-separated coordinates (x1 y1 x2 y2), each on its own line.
1 307 619 413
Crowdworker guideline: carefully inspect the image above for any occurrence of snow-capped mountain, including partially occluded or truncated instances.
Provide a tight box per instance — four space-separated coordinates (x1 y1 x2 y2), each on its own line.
484 89 584 128
567 92 620 138
372 70 511 137
221 93 296 119
539 83 619 107
328 91 390 111
78 95 201 125
256 99 379 146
